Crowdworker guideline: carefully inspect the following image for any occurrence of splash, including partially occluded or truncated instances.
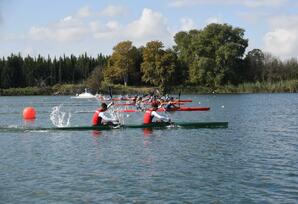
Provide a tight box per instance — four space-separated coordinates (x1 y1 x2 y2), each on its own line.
108 105 125 125
50 105 71 127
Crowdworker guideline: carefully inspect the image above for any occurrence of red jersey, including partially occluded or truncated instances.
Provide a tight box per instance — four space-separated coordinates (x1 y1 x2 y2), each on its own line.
92 108 104 126
143 109 154 124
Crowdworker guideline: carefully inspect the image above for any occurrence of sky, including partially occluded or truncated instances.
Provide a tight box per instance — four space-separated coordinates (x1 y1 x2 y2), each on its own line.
0 0 297 59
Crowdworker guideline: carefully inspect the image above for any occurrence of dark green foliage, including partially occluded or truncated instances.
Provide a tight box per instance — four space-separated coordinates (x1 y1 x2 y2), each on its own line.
0 53 108 89
174 23 248 88
141 41 177 94
103 41 141 86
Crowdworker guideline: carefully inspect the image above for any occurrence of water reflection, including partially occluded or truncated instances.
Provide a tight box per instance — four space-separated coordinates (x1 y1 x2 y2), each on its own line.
92 130 102 138
143 128 153 136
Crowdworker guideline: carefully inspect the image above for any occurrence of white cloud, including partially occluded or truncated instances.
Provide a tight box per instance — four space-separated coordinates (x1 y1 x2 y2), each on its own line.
8 7 174 57
237 12 269 24
100 5 127 17
29 26 51 40
106 21 121 30
54 27 87 42
180 18 195 31
93 21 121 39
263 15 298 58
126 9 170 39
93 8 172 47
77 6 92 18
206 17 222 24
170 0 287 8
264 29 296 55
28 16 88 43
27 7 171 47
23 47 34 56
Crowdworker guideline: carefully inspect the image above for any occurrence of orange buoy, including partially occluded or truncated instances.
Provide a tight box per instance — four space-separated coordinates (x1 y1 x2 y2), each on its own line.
23 107 36 120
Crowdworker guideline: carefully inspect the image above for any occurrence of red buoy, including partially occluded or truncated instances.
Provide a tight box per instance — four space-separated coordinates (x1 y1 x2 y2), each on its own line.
23 107 36 120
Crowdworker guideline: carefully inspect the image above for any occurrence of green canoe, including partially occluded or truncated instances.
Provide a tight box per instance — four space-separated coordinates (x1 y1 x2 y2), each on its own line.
53 121 228 131
0 122 228 132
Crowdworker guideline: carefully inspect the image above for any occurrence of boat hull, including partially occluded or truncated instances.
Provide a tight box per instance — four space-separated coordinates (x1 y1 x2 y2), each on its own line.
54 122 228 131
0 122 228 132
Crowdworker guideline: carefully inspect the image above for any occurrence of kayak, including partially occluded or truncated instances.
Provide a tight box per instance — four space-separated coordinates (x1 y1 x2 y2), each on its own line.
0 122 228 132
114 102 186 106
115 107 210 113
143 101 185 105
101 98 192 103
114 103 136 106
163 107 210 111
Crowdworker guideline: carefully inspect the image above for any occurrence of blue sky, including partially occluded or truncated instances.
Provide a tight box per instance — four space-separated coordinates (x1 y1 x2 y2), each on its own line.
0 0 297 59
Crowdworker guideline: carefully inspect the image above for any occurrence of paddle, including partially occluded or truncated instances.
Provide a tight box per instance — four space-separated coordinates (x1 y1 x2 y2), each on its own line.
178 90 181 103
107 87 122 126
107 87 114 108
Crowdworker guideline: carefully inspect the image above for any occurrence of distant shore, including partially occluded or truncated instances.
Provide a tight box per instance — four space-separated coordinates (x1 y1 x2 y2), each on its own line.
0 80 297 96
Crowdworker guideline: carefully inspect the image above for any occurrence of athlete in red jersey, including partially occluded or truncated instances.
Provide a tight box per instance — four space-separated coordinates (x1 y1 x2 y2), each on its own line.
92 103 118 126
143 103 171 124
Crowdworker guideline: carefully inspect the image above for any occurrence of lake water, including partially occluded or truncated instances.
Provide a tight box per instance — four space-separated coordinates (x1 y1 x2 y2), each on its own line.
0 94 297 203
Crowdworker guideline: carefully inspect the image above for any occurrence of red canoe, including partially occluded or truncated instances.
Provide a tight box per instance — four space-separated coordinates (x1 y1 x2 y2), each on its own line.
115 107 210 113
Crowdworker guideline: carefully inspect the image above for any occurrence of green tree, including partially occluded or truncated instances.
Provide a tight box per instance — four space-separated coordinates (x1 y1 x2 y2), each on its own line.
189 57 216 87
104 41 140 85
244 49 265 82
174 23 248 88
141 41 177 93
86 65 104 92
173 30 200 82
1 54 25 88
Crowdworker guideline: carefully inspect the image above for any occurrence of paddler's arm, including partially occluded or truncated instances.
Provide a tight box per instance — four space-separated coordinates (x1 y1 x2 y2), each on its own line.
98 112 118 123
151 111 171 122
107 101 114 108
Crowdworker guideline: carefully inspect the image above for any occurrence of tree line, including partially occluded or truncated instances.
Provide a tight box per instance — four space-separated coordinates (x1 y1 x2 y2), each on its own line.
1 23 298 93
0 53 108 89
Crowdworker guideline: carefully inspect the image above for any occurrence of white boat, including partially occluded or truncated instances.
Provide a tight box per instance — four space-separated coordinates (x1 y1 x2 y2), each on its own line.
71 89 96 99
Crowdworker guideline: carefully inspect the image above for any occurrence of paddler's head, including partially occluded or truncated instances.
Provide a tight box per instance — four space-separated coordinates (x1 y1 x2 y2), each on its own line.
101 103 108 111
151 102 158 111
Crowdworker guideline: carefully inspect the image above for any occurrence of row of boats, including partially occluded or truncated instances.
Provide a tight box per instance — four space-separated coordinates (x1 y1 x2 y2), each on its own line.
67 89 229 131
71 89 210 113
0 89 228 132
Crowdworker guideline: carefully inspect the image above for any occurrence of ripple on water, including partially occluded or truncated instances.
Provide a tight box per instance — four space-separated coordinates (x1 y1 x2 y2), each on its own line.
0 94 298 203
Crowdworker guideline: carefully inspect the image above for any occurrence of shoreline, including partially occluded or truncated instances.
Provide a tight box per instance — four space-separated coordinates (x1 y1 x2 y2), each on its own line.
0 80 297 96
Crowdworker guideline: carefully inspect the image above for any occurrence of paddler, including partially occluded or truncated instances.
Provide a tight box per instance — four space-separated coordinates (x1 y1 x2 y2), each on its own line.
92 102 119 126
143 103 171 124
135 96 144 111
164 97 178 111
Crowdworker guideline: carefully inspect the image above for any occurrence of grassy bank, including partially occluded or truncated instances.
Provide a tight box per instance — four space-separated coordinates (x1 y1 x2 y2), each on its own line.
215 80 298 93
173 80 298 94
0 80 297 96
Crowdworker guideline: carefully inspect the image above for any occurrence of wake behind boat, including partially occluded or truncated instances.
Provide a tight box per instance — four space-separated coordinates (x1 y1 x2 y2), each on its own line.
71 88 95 99
71 88 96 99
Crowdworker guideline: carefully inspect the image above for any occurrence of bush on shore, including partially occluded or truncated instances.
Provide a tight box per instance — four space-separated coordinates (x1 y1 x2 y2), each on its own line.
0 80 297 96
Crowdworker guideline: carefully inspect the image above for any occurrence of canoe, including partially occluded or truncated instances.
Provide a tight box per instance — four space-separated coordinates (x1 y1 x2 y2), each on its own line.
0 122 228 132
115 107 210 113
51 122 228 130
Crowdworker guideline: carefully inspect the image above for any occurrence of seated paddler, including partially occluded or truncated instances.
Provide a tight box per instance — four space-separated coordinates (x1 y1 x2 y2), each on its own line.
92 102 119 126
164 97 178 111
143 103 171 124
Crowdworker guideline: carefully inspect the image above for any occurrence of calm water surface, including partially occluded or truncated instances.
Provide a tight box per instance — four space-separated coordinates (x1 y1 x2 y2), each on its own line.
0 94 297 203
